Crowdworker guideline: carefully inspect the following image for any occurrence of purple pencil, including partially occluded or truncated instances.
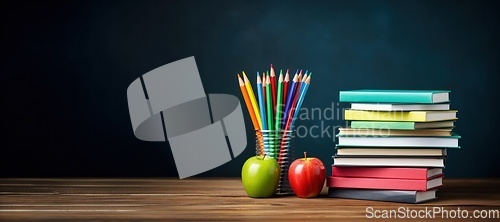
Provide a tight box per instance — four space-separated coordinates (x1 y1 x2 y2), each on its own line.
281 70 300 128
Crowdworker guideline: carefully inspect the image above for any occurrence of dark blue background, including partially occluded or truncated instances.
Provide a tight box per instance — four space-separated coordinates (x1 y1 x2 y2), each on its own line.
2 0 499 177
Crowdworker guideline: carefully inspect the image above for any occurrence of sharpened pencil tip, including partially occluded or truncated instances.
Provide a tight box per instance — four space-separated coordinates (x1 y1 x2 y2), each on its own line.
237 74 244 85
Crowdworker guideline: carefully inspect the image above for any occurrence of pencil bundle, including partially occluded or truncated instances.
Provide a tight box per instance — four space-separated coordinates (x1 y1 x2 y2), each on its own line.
237 65 312 159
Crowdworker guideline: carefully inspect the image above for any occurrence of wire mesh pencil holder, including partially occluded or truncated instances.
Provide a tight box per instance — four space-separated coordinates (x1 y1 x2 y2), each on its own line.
256 130 295 195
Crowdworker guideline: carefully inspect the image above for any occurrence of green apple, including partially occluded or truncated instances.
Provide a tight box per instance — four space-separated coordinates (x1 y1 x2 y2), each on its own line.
241 155 280 198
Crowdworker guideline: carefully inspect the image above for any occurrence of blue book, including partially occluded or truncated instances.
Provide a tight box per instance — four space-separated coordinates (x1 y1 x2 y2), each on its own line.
339 90 450 104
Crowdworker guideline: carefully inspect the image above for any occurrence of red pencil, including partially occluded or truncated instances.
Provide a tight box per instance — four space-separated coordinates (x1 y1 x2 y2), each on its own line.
287 72 303 129
270 64 277 115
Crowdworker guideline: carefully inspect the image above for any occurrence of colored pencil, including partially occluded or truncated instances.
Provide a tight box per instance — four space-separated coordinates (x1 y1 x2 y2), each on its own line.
291 74 311 127
237 74 259 130
281 70 299 128
274 71 284 159
283 71 304 132
270 65 277 115
286 71 302 125
284 74 303 130
262 73 266 110
237 66 312 161
242 71 262 129
275 71 284 131
265 74 274 131
278 74 312 162
256 72 267 131
302 70 309 82
283 69 290 114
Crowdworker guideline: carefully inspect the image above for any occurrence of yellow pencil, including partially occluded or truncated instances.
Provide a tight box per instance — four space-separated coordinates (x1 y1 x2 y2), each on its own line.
242 71 262 129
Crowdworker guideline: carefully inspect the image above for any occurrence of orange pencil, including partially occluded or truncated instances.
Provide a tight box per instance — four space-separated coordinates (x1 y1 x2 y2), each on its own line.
238 74 259 130
243 71 262 129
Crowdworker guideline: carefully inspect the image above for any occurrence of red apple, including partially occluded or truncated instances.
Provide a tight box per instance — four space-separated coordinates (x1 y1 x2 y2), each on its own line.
288 152 326 198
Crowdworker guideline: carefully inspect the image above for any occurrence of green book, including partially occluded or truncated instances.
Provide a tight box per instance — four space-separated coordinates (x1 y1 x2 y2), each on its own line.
350 121 455 130
339 90 450 104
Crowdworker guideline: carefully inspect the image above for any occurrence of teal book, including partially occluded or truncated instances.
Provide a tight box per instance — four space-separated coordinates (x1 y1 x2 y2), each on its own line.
339 90 450 104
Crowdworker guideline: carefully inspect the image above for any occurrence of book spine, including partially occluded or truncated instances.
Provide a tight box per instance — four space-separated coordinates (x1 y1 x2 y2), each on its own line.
331 167 428 180
332 157 446 168
327 176 429 191
328 188 421 204
339 91 433 103
344 110 426 122
350 121 415 130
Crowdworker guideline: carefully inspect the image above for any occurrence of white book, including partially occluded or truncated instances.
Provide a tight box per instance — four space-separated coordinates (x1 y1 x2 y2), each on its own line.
351 103 450 111
336 148 447 156
333 157 445 167
337 135 460 148
338 128 452 136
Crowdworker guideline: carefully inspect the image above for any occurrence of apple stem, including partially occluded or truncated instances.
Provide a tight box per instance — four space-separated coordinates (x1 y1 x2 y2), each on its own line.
304 151 307 160
262 154 266 160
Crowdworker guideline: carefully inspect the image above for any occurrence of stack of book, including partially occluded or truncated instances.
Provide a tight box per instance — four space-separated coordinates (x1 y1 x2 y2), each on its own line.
328 90 460 203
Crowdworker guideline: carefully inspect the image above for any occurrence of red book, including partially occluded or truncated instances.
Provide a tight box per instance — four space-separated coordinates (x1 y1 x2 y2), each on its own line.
327 176 443 191
331 167 443 180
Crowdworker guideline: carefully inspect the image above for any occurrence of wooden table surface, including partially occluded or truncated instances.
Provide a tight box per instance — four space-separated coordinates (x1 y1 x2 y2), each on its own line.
0 178 499 221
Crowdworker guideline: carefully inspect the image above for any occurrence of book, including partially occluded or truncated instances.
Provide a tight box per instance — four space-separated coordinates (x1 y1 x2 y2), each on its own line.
333 157 445 167
338 128 452 137
339 90 450 104
331 167 443 180
350 120 455 130
335 147 447 157
328 188 437 203
351 103 450 111
327 176 443 191
344 110 457 122
337 134 460 148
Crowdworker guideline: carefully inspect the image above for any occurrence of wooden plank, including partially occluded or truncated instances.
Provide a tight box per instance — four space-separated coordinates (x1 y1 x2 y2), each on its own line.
0 178 499 221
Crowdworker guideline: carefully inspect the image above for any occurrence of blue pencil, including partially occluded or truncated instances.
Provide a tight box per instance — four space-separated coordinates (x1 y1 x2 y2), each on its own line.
256 72 267 130
281 70 299 128
291 73 311 129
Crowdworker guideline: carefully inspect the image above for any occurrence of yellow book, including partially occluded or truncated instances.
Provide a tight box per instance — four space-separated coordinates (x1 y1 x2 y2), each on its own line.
344 110 457 122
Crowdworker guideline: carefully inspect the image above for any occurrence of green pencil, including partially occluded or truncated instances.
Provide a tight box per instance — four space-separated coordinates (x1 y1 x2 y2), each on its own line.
274 71 284 159
266 74 273 131
265 74 274 157
275 70 284 131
